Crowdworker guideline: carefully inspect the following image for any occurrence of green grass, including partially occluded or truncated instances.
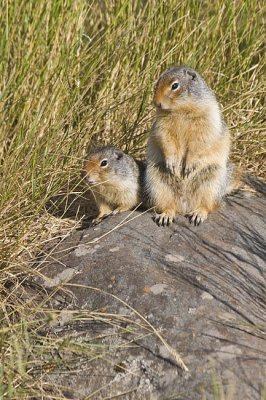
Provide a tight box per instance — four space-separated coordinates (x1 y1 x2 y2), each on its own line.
0 0 265 398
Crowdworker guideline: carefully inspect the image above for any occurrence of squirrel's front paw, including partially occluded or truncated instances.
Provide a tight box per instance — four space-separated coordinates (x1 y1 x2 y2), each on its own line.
182 162 197 178
91 211 113 225
165 157 181 176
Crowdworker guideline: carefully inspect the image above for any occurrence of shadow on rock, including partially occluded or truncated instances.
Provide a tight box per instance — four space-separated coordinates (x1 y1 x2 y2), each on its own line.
45 180 98 224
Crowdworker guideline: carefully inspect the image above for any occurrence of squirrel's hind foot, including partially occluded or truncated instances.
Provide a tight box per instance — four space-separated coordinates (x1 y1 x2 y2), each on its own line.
154 211 176 227
187 209 208 226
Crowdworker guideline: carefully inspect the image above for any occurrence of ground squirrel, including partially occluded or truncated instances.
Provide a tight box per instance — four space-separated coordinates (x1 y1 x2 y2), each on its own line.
145 66 239 226
83 146 144 223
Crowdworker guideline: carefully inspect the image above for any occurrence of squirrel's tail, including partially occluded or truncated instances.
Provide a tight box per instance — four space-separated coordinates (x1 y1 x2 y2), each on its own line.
225 162 245 195
226 162 259 195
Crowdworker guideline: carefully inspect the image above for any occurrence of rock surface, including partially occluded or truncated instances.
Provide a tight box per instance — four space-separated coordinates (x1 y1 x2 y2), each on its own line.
36 188 266 400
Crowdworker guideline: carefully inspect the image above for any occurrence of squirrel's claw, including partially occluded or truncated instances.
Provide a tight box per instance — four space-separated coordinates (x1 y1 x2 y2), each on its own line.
91 218 102 226
92 207 130 226
187 209 208 226
165 158 180 176
154 212 175 227
91 212 113 226
182 164 197 178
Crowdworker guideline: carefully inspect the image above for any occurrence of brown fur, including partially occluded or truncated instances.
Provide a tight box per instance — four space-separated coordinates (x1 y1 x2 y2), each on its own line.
83 147 143 223
145 66 235 226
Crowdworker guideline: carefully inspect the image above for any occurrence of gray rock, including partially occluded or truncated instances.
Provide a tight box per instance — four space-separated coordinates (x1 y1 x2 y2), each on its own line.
36 188 266 399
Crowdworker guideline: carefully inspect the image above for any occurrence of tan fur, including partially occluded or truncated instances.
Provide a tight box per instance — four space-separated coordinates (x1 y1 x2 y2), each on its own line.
83 148 143 223
225 163 244 194
146 66 235 226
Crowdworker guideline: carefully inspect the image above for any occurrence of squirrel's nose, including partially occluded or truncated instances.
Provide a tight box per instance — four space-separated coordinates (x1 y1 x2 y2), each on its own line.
153 99 162 108
153 92 162 108
81 170 95 185
85 175 95 185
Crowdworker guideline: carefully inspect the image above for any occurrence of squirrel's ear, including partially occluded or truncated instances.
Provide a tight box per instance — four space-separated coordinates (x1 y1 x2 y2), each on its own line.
115 150 123 160
186 69 197 81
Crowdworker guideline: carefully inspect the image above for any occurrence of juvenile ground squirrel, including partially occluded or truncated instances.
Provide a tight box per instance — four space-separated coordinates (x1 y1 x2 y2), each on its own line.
145 66 239 226
83 146 144 223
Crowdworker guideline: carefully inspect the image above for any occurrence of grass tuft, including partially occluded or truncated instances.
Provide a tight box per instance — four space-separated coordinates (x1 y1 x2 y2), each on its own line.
0 0 265 398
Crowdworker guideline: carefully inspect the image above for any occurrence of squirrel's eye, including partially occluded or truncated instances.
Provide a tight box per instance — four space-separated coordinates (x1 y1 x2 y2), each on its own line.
171 82 179 91
100 159 108 167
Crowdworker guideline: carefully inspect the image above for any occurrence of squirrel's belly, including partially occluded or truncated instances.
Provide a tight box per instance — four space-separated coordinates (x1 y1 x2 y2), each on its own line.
176 180 188 213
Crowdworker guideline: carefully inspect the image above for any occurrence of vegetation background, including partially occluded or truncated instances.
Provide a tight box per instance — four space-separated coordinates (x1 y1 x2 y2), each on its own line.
0 0 265 398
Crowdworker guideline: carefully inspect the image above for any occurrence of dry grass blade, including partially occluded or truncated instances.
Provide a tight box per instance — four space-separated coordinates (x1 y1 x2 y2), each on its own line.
0 0 265 398
65 283 189 372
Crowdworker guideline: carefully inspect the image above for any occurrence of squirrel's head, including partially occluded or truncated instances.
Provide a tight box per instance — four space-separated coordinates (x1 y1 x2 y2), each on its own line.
82 146 125 186
153 66 212 111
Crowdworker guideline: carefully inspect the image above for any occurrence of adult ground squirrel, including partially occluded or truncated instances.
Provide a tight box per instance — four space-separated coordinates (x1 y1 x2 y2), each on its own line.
145 66 239 226
83 146 144 223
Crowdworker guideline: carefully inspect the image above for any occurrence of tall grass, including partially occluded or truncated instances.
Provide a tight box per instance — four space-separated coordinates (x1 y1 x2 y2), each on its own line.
1 0 265 265
0 0 265 397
